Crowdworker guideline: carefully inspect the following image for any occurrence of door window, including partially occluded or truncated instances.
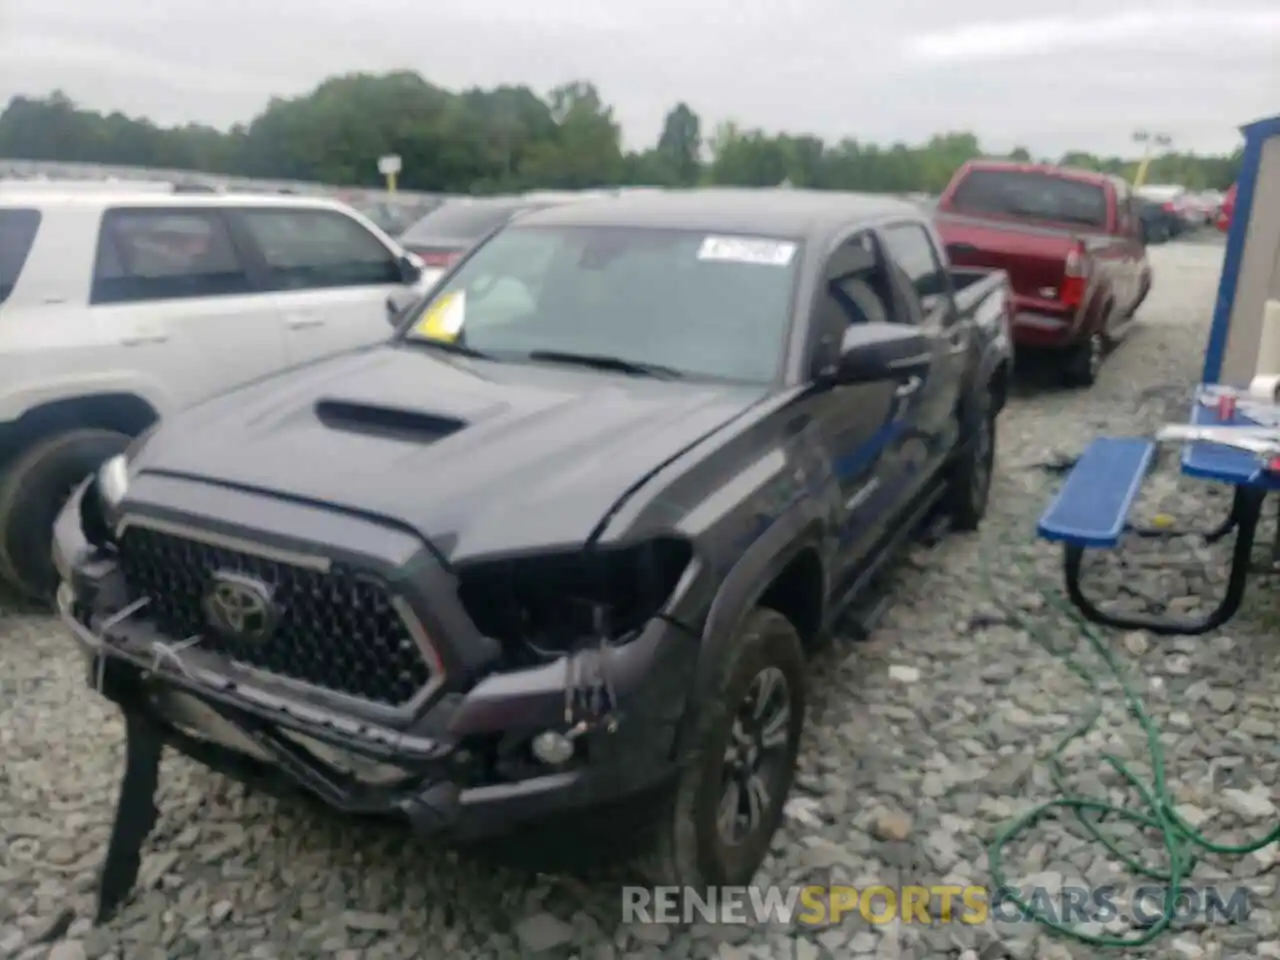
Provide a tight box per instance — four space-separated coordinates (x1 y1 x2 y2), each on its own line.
810 232 900 372
91 208 250 304
238 208 401 290
882 223 948 315
0 208 41 305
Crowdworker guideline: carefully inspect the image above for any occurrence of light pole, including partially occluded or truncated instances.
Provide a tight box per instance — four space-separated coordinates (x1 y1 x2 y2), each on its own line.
1132 130 1173 188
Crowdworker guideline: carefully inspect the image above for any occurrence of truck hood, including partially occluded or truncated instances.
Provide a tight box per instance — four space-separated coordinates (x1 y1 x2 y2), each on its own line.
131 345 766 563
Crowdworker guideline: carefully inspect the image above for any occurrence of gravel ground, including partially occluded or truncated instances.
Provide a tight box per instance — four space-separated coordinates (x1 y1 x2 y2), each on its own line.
3 238 1277 960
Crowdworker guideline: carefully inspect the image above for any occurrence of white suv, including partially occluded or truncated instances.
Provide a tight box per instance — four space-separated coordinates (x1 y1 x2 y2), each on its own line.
0 183 430 599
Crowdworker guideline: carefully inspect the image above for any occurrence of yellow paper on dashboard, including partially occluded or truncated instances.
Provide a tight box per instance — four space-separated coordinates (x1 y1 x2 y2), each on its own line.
413 291 466 341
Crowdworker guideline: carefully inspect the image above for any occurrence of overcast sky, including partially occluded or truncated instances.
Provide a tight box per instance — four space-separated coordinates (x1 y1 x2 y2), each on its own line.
1 0 1277 158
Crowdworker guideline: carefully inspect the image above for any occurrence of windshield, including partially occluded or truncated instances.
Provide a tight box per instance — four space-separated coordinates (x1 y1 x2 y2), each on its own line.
400 201 527 246
401 225 800 382
950 169 1109 228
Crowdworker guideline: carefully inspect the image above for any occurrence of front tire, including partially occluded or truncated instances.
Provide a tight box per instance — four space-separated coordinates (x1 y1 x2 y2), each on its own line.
0 429 129 600
637 607 805 888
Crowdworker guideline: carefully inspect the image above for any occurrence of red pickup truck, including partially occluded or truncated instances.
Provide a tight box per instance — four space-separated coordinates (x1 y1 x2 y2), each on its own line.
1216 183 1237 232
935 160 1151 386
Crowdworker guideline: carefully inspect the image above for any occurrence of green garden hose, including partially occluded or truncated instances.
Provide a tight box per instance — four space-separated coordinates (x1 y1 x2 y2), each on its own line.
976 542 1280 949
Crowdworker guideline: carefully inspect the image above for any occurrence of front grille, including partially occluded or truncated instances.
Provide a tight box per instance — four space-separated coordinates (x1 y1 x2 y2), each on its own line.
117 527 436 707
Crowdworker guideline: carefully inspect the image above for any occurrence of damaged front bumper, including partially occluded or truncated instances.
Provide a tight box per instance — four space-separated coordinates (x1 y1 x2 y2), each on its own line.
53 484 696 922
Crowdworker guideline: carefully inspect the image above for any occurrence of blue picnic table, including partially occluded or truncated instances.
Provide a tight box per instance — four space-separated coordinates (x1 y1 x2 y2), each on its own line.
1036 387 1274 635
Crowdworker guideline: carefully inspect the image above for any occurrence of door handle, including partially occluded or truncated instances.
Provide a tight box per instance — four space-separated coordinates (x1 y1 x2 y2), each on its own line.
894 376 922 398
120 333 169 345
286 314 325 329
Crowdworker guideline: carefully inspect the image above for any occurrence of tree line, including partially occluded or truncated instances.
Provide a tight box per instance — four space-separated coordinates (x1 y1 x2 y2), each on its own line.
0 73 1244 195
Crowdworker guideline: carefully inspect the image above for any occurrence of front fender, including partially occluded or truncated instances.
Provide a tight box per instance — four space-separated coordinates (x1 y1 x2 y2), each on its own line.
679 498 825 742
0 372 172 426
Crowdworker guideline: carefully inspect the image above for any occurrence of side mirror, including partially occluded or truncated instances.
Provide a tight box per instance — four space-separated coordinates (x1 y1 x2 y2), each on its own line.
831 322 930 384
386 291 417 326
398 252 424 285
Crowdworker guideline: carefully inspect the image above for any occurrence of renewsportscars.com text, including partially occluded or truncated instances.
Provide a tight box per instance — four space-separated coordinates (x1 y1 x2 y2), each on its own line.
622 884 1251 926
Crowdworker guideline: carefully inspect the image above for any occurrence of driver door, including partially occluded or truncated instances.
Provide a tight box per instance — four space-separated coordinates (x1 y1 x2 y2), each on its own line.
805 231 905 586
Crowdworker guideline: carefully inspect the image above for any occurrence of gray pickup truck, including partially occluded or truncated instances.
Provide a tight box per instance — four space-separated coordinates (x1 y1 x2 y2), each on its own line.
52 189 1012 921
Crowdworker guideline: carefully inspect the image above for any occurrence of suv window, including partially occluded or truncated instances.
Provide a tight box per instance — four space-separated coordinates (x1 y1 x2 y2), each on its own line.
0 208 41 305
882 223 948 309
238 208 400 290
91 208 250 304
950 169 1108 228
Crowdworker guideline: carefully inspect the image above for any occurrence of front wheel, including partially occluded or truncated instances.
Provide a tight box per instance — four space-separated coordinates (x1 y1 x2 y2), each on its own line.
637 607 805 888
0 428 130 600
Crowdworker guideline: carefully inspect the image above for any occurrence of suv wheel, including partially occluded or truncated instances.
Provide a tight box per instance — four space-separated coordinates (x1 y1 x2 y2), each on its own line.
638 607 805 888
0 428 129 601
1062 332 1103 387
948 388 995 531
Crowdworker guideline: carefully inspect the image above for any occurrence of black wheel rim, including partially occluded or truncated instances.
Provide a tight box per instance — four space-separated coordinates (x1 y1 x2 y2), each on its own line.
717 666 791 846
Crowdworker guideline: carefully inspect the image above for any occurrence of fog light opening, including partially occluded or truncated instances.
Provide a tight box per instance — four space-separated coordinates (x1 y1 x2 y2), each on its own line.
530 731 576 766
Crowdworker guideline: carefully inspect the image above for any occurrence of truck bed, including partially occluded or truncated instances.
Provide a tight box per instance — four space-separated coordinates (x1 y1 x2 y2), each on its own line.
950 266 1009 327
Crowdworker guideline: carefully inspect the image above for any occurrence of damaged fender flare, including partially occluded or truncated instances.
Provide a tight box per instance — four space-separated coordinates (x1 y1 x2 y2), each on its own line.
672 501 825 759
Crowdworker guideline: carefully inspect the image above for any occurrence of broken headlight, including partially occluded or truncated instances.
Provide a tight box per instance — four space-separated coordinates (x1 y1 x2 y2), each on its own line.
455 537 693 667
97 454 129 509
82 426 156 547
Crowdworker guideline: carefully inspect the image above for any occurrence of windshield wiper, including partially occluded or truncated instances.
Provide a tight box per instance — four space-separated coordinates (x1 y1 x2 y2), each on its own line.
525 350 685 379
402 337 495 361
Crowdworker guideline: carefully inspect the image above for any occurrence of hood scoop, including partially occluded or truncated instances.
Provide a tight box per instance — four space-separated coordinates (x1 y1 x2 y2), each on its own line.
315 399 466 444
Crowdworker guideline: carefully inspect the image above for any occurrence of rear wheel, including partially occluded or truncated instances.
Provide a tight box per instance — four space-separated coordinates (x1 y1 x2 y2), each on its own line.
0 429 129 600
636 607 805 888
1062 332 1104 388
948 387 995 531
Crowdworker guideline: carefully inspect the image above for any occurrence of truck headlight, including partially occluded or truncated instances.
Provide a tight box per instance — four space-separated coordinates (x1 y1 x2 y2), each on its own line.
97 454 129 508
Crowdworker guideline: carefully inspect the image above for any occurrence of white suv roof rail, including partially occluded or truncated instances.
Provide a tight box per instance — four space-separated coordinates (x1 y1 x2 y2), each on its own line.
0 178 180 193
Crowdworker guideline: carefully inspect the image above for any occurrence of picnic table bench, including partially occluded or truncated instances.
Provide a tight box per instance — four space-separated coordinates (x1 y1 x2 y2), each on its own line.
1037 392 1274 636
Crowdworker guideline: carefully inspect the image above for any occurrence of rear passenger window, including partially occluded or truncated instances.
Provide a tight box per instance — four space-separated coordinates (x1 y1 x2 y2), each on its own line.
0 208 42 305
92 209 249 304
238 209 400 290
882 224 948 308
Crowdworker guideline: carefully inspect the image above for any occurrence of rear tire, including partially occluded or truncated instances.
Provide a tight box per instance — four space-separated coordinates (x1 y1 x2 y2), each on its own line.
635 607 805 889
1061 332 1103 388
0 429 129 600
947 387 995 532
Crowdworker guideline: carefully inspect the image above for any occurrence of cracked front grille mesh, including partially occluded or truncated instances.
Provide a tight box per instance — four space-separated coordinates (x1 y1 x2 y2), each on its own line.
117 527 435 707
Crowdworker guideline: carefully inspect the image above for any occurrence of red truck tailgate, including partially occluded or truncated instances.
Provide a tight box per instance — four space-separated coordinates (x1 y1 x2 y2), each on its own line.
935 213 1075 302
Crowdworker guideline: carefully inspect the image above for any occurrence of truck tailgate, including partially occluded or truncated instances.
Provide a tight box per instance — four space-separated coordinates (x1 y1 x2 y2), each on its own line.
936 213 1076 302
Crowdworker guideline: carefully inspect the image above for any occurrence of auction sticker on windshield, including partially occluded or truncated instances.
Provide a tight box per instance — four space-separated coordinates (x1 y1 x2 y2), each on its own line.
413 290 466 341
698 236 796 267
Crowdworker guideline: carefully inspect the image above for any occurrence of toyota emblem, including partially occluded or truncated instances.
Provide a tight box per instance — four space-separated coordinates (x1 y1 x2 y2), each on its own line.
202 571 277 642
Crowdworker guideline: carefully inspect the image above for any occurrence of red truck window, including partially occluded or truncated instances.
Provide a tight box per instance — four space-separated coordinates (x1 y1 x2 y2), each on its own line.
950 169 1108 229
